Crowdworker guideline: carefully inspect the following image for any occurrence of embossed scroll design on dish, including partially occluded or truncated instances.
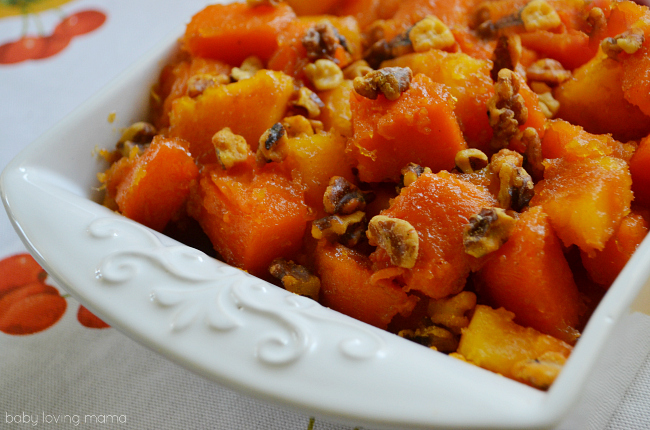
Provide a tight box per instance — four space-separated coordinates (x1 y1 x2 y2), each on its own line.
88 217 386 365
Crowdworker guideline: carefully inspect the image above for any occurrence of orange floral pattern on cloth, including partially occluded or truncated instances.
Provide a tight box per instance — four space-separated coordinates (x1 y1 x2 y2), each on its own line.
0 253 109 334
0 0 106 65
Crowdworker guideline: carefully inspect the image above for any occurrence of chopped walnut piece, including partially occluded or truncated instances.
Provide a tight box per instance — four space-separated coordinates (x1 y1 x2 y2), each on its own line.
363 31 414 68
353 67 413 101
455 149 489 174
491 149 535 211
522 127 545 181
537 91 560 119
323 176 367 215
302 22 348 63
256 122 288 163
282 115 316 137
475 10 524 39
269 258 321 301
587 7 607 38
343 60 373 80
116 122 157 157
400 163 432 189
293 86 324 118
231 56 264 82
487 69 528 149
526 59 571 85
463 207 517 258
602 28 645 60
520 0 561 32
187 73 230 97
367 215 419 269
312 211 367 247
304 59 344 91
246 0 281 6
398 325 458 352
427 291 477 335
212 127 249 170
490 34 522 82
409 16 456 52
512 351 567 390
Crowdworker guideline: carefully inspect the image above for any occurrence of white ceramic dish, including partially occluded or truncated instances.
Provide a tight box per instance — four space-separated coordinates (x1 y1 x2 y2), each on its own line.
3 23 650 430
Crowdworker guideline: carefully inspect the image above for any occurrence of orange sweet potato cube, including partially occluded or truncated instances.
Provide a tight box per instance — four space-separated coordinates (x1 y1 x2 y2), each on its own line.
183 3 296 65
531 156 633 255
349 73 467 182
457 305 573 386
169 70 295 162
115 136 199 232
382 50 495 152
630 134 650 208
188 164 310 278
315 241 417 329
475 206 583 344
371 171 498 299
581 211 649 288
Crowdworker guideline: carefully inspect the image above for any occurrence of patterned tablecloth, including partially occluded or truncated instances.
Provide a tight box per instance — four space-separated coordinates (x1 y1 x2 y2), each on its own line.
1 1 650 429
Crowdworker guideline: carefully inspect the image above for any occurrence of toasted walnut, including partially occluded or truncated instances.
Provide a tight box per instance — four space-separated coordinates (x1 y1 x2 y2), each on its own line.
212 127 249 170
269 258 321 301
302 22 348 63
246 0 281 6
521 0 561 32
487 69 528 149
116 122 156 157
304 59 344 91
256 122 288 163
602 28 645 60
427 291 477 335
409 16 456 52
398 326 458 352
187 73 230 97
475 10 524 39
526 59 571 85
282 115 316 137
512 351 567 390
323 176 367 215
587 7 607 37
400 163 432 189
343 60 373 80
353 67 413 101
293 86 324 118
491 34 522 82
491 149 535 211
455 149 489 174
537 91 560 118
367 215 419 269
463 207 517 258
522 127 545 181
363 32 414 68
312 211 366 247
231 56 264 82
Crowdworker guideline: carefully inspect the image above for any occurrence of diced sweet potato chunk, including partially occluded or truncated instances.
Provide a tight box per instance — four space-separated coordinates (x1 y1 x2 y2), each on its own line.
115 136 199 232
541 119 635 162
349 74 467 182
315 241 417 329
475 206 583 344
183 3 296 65
581 211 649 288
284 131 355 212
382 50 495 152
371 171 497 299
188 164 310 278
457 305 573 387
169 70 295 161
630 134 650 208
531 156 633 255
554 53 650 142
